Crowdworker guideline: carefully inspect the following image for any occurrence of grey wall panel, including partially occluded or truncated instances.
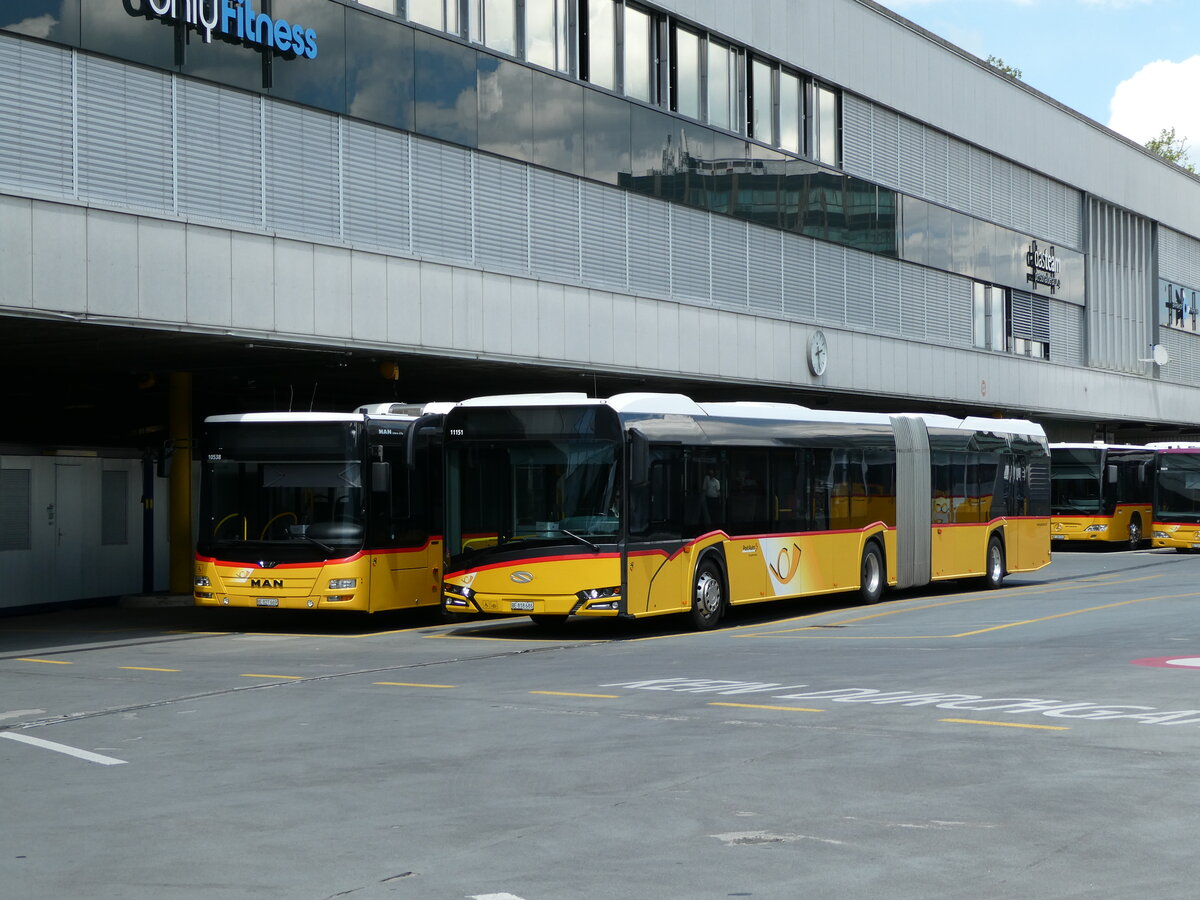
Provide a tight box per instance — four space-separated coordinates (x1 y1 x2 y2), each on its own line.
185 225 232 326
655 300 681 372
313 245 353 339
711 216 747 310
612 294 637 367
178 81 262 227
1050 299 1085 366
813 241 844 323
530 168 581 283
670 204 710 302
0 195 32 308
510 278 541 359
273 239 316 336
86 210 138 318
264 103 339 240
628 193 671 298
536 282 567 359
390 255 428 346
0 37 73 196
781 231 815 321
343 121 411 255
562 284 591 364
1160 228 1200 287
78 56 173 212
350 250 388 342
481 271 514 355
31 202 85 313
231 232 275 332
748 229 782 315
475 154 529 273
412 138 472 261
580 181 627 289
587 289 615 365
138 218 186 323
1159 329 1200 385
450 266 485 352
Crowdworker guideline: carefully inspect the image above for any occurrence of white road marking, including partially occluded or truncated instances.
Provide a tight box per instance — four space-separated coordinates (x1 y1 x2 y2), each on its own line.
1165 657 1200 668
470 894 529 900
0 709 46 722
1 732 128 766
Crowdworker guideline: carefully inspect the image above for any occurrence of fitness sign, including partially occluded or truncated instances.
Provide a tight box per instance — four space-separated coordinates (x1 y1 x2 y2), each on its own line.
135 0 320 60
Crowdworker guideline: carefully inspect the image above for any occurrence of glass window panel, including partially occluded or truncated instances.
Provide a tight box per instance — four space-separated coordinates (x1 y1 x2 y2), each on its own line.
816 83 838 164
358 0 396 14
707 39 732 130
587 0 616 89
779 69 801 154
623 4 652 102
414 30 478 147
346 11 415 131
629 104 676 195
750 58 774 145
478 55 533 161
483 0 516 56
82 1 176 72
989 286 1006 351
269 0 348 114
673 25 700 120
525 0 557 69
973 282 987 348
584 88 631 185
408 0 444 29
556 0 569 73
2 0 80 44
533 71 585 174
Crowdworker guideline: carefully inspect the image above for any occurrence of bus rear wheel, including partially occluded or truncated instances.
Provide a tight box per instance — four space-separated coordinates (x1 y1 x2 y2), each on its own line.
1128 517 1143 550
858 542 884 604
983 535 1005 589
690 560 725 630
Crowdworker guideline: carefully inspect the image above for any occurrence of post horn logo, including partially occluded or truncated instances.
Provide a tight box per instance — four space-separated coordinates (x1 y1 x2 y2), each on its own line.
510 571 535 584
768 544 803 584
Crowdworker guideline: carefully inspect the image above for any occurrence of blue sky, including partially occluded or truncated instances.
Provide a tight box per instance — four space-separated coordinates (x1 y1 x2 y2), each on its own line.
876 0 1200 163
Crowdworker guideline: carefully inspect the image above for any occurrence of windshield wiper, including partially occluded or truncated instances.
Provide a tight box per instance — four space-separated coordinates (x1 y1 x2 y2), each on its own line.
560 528 600 553
301 532 336 554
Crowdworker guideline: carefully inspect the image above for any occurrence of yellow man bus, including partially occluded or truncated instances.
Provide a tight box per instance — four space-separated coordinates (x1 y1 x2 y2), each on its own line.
1049 443 1153 549
1148 442 1200 552
194 403 450 612
441 393 1051 629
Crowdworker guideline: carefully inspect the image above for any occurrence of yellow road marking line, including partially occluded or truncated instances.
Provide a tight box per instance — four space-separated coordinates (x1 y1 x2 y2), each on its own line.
239 673 303 680
119 666 180 672
950 592 1200 637
375 682 456 689
16 658 71 665
709 702 825 713
941 718 1068 731
530 691 619 699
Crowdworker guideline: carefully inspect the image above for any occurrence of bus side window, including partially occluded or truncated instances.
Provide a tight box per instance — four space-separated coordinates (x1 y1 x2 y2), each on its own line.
809 448 832 532
772 449 804 532
634 447 682 540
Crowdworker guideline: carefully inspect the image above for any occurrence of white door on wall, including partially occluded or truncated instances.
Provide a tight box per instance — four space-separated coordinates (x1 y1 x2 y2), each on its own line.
53 463 84 603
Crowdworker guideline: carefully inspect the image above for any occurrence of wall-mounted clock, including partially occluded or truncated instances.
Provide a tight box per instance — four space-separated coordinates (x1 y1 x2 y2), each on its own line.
807 330 828 376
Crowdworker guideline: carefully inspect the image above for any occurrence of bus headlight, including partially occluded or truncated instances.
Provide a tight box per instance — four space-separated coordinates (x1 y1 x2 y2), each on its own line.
194 575 211 587
1154 531 1169 539
328 578 357 590
577 586 621 610
1084 525 1108 533
444 583 475 600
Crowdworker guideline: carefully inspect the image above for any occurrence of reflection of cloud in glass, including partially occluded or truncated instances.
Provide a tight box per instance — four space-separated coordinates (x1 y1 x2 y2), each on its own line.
7 14 57 38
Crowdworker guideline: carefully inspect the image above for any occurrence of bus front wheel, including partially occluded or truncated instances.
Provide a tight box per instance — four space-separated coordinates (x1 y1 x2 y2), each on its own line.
858 542 884 604
984 535 1005 589
690 560 725 630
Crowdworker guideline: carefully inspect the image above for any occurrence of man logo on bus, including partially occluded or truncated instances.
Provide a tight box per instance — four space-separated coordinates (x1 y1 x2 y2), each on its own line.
769 544 803 585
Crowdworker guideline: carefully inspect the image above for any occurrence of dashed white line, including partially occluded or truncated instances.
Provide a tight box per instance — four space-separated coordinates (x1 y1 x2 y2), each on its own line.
1 732 128 766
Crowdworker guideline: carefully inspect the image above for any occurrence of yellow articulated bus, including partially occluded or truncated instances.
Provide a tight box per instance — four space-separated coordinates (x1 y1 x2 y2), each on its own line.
441 393 1051 629
1049 443 1153 549
194 403 451 612
1148 442 1200 552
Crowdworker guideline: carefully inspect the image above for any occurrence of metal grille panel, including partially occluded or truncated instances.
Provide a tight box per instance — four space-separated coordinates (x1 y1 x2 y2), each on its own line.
0 37 73 195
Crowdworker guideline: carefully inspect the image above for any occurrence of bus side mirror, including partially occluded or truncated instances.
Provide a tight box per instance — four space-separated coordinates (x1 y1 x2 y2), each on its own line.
629 428 649 486
372 461 392 494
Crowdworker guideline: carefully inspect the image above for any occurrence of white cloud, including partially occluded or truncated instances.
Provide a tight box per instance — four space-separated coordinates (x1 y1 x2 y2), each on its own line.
1108 56 1200 165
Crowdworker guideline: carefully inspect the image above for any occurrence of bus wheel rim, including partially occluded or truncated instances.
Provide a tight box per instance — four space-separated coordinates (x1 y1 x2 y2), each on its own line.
696 572 721 614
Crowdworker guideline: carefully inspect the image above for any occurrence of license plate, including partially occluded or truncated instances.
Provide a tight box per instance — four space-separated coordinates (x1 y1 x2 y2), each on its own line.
1052 535 1065 540
256 598 279 608
510 601 534 611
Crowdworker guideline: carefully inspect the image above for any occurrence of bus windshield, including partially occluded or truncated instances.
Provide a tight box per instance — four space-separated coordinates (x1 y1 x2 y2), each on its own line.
198 421 365 559
1050 448 1103 514
1156 453 1200 522
447 438 620 557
